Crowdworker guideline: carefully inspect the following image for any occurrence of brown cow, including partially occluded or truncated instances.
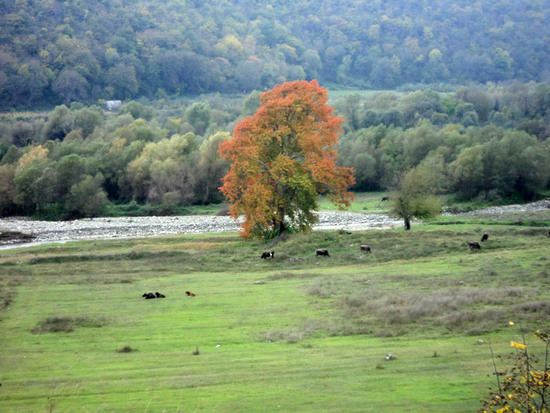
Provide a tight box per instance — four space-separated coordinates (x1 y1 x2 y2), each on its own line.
360 245 372 252
186 291 196 297
315 249 330 257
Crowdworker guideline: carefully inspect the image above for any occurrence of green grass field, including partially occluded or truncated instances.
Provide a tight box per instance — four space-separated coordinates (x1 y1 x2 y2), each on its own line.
1 210 549 412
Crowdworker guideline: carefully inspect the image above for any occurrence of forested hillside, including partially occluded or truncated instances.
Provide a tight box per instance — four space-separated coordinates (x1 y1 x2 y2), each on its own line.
1 0 549 108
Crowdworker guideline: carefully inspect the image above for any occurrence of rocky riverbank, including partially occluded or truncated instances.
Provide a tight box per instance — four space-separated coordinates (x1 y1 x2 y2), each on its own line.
1 199 548 249
0 211 402 249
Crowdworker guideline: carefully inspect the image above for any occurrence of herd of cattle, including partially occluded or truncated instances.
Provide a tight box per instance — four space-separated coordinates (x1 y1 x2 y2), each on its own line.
467 232 489 251
262 231 505 260
261 244 372 260
142 292 165 299
141 291 195 299
142 229 549 299
264 229 549 258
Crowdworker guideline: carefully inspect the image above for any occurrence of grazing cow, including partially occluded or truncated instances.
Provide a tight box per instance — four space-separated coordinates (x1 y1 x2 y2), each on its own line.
547 230 550 238
360 245 371 253
481 232 489 242
381 196 390 202
142 292 156 299
155 292 166 298
186 291 196 297
261 251 275 259
315 249 330 257
467 241 481 251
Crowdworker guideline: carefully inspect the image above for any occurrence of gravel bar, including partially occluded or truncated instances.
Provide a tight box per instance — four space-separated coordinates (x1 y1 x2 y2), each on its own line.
1 199 547 250
0 211 402 249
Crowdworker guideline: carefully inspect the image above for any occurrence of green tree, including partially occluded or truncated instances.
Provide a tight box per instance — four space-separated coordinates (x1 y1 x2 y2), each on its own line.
105 63 138 99
120 101 154 121
127 133 198 203
52 69 89 105
0 164 17 215
64 174 109 217
389 167 441 230
197 131 230 204
449 145 484 199
42 105 77 141
186 102 211 136
13 145 52 212
241 90 261 117
55 154 85 199
74 107 104 138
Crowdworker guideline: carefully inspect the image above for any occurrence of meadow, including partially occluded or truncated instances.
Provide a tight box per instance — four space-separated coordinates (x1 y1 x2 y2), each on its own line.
0 207 549 412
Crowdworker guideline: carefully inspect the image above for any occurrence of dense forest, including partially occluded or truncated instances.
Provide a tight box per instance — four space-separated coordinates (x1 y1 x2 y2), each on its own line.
0 0 549 218
1 83 549 218
1 0 549 109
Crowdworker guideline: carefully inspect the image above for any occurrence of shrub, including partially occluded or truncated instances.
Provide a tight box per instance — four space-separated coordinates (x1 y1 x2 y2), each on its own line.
31 316 74 333
31 316 106 334
117 346 135 353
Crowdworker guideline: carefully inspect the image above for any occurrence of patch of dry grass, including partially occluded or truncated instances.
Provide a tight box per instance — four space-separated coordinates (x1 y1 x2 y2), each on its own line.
31 316 107 334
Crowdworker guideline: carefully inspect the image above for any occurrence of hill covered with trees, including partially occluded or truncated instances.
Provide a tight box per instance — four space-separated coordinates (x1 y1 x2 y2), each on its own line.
1 0 549 108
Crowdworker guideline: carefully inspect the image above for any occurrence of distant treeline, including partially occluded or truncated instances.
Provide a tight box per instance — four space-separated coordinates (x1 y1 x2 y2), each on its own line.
0 0 549 109
334 83 550 200
0 83 549 218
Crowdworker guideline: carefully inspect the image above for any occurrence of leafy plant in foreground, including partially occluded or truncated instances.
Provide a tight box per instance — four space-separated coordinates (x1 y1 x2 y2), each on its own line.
479 327 550 413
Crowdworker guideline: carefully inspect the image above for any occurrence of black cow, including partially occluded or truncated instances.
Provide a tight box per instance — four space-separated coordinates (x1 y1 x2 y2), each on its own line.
467 241 481 251
316 249 330 257
142 292 156 299
261 251 275 259
481 232 489 242
186 291 196 297
155 292 166 298
381 196 390 202
360 245 371 252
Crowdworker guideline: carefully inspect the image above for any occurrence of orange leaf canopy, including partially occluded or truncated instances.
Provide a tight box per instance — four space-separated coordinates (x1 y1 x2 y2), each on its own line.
219 80 354 237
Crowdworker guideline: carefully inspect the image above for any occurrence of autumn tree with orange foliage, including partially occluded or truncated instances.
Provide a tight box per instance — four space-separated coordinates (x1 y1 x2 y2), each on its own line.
219 80 355 238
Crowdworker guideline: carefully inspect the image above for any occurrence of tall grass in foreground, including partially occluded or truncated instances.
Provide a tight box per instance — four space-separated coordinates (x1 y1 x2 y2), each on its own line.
0 216 548 412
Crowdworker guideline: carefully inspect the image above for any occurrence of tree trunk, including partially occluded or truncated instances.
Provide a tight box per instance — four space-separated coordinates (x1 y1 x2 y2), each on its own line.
404 217 411 230
277 208 286 234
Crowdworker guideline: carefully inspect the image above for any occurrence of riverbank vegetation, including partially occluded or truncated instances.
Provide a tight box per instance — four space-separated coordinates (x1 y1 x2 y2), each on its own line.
1 82 549 219
0 207 548 411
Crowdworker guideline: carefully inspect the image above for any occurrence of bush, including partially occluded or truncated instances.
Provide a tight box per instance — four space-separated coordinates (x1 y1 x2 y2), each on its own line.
31 316 106 334
117 346 136 353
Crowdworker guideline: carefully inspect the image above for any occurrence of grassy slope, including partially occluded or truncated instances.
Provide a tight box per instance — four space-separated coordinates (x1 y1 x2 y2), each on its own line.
0 211 549 412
